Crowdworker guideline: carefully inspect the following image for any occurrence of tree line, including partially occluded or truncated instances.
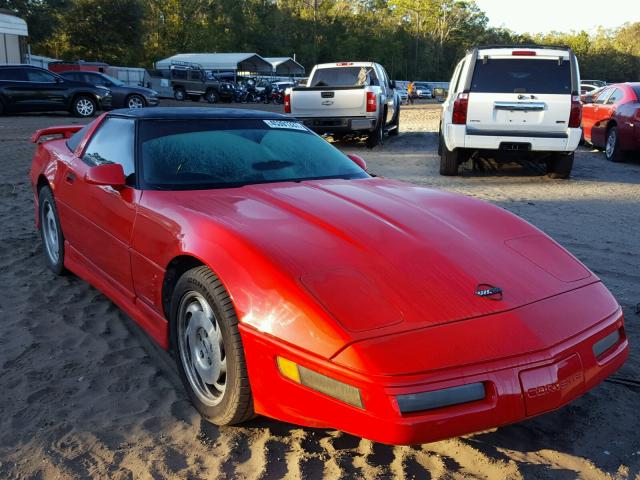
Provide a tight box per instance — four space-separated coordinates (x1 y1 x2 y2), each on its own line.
2 0 639 82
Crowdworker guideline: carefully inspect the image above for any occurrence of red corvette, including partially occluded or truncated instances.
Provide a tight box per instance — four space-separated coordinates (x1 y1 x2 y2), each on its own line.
582 82 640 161
29 108 628 445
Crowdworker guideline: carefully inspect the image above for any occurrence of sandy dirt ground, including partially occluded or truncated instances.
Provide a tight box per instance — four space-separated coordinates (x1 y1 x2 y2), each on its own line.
0 101 639 480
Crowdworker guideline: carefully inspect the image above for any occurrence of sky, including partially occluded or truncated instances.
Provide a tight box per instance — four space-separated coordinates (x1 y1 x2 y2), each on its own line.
475 0 640 34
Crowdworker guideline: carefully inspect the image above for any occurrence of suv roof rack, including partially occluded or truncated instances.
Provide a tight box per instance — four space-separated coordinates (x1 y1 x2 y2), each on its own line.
471 44 571 52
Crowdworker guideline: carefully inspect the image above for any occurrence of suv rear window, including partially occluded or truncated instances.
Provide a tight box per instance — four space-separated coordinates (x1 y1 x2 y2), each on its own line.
470 59 571 94
311 67 377 87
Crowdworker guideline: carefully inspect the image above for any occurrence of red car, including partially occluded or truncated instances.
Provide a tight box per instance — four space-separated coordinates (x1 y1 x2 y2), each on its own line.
582 82 640 161
29 108 628 445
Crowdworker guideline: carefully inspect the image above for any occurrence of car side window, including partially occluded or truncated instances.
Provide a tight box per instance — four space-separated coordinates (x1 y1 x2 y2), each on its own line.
26 69 57 83
595 88 612 104
90 74 109 86
83 118 136 180
606 88 623 105
0 68 28 81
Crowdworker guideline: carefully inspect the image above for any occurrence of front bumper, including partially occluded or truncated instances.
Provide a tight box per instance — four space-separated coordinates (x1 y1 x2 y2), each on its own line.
97 94 112 110
240 284 628 445
146 95 160 107
298 116 376 133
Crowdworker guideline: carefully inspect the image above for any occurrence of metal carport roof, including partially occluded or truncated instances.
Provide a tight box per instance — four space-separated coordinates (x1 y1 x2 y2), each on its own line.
154 53 273 73
0 13 28 36
264 57 305 75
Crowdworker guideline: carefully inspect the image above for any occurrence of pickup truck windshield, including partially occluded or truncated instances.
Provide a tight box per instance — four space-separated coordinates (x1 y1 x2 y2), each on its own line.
311 67 376 87
139 119 369 190
471 59 571 94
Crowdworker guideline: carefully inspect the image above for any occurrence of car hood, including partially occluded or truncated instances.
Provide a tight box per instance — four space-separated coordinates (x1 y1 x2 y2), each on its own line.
116 85 157 95
173 178 594 336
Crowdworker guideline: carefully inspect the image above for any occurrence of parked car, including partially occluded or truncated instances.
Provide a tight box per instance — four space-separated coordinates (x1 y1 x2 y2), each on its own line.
30 107 628 445
582 82 640 162
0 65 111 117
440 45 582 178
287 61 400 147
169 62 235 103
582 79 607 89
60 71 159 109
413 82 432 99
581 86 605 103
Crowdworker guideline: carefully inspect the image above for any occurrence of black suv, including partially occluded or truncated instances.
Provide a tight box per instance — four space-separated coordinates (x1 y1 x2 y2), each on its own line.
60 71 159 109
0 65 112 117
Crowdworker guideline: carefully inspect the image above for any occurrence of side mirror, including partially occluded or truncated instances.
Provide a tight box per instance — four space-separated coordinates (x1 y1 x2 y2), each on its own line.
347 154 367 171
85 163 126 188
390 80 397 89
55 77 63 83
583 95 594 104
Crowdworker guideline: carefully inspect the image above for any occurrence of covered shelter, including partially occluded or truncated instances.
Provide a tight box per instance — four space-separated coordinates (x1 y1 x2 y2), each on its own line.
154 53 273 75
264 57 305 76
0 11 28 64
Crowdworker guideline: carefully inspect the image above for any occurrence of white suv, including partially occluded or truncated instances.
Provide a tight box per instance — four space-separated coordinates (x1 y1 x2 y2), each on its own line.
439 45 582 177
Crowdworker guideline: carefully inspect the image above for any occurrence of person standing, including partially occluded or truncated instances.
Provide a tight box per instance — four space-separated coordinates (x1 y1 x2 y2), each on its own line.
407 81 415 105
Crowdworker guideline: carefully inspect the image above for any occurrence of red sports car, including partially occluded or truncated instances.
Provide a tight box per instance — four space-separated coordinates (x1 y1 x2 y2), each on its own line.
582 82 640 162
29 108 628 445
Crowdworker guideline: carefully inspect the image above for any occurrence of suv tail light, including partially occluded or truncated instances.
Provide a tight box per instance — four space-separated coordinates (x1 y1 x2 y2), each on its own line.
568 95 582 128
366 92 377 112
452 93 469 125
284 92 291 113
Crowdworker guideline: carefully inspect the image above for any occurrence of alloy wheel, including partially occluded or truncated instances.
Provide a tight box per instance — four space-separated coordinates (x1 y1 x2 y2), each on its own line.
177 291 227 406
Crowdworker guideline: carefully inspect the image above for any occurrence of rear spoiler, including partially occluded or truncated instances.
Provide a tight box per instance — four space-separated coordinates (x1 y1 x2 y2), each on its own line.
31 125 84 143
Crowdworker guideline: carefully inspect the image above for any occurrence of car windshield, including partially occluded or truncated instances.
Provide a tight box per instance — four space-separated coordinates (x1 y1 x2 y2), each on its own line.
101 74 125 86
471 59 571 94
139 119 369 190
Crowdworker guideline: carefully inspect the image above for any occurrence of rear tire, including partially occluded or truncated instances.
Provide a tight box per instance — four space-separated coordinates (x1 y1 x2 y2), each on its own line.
439 139 460 176
205 90 219 104
170 266 254 426
174 88 186 101
547 152 574 179
366 115 384 148
605 126 623 162
38 186 66 275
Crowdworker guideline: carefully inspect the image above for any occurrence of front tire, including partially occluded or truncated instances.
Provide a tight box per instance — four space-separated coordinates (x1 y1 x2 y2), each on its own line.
547 152 574 179
605 127 623 162
170 266 254 425
72 95 96 118
389 109 400 136
126 94 146 109
38 186 66 275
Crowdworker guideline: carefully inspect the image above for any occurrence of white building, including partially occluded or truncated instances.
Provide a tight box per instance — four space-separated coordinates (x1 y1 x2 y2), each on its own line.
0 12 28 64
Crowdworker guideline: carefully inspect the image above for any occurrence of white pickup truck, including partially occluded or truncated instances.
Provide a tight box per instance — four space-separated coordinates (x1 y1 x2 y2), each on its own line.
286 62 401 147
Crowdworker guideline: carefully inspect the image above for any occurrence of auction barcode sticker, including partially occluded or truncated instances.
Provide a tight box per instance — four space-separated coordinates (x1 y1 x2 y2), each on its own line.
263 120 308 131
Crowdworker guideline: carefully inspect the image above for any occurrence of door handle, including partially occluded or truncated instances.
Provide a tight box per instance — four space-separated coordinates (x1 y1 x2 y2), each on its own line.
65 172 76 183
